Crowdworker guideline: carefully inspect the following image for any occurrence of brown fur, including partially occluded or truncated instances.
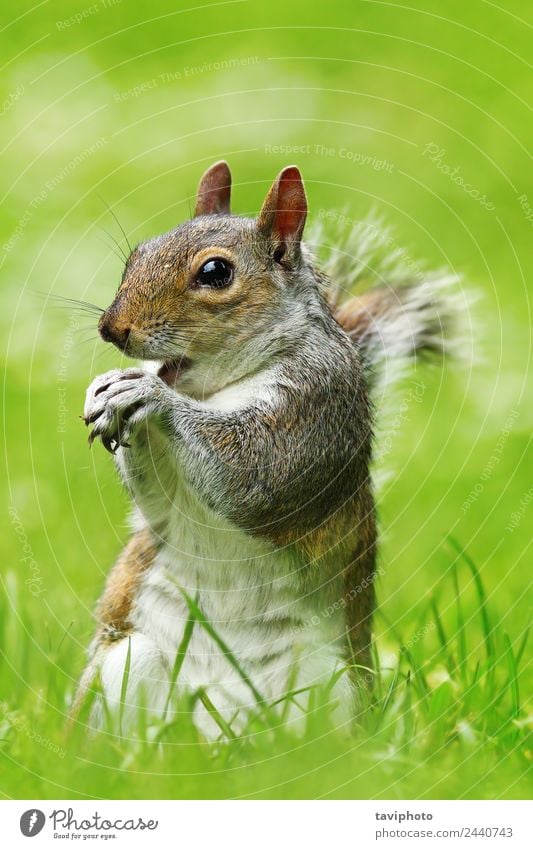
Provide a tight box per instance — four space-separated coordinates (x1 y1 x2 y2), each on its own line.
99 217 289 379
69 529 157 724
334 290 394 339
95 527 157 640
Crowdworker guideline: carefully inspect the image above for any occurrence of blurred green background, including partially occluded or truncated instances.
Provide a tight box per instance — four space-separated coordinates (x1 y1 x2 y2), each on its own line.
1 0 531 799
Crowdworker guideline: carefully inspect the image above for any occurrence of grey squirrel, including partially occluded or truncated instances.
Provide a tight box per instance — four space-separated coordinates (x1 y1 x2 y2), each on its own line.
72 162 460 736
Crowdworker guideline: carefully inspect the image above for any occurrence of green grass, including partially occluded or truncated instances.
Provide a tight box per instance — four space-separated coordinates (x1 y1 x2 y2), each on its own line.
0 545 530 799
1 0 532 799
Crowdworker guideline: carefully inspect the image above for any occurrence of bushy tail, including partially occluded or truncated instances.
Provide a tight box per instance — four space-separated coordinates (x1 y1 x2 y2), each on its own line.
308 215 470 389
333 276 462 383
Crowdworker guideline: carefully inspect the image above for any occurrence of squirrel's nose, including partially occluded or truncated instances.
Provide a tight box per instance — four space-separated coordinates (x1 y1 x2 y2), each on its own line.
99 314 131 349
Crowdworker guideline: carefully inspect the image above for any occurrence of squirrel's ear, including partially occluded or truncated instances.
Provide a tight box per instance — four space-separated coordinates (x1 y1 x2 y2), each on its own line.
195 161 232 216
257 166 307 251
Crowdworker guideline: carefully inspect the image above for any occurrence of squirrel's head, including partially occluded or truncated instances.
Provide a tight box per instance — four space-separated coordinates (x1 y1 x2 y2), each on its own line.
98 161 309 385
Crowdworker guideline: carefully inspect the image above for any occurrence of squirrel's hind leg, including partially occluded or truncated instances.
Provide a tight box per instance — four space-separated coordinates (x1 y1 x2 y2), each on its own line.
70 633 170 733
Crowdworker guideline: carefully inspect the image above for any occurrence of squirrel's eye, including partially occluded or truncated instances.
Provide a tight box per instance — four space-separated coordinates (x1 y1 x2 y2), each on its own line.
195 258 234 289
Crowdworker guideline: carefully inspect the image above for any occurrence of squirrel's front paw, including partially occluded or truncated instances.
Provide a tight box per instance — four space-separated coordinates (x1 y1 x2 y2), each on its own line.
83 368 168 453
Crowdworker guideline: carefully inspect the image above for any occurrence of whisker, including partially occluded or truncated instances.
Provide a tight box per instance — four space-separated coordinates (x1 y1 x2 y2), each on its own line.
97 229 128 265
97 194 133 255
50 305 101 318
89 347 115 365
35 292 104 314
75 323 100 334
71 322 100 332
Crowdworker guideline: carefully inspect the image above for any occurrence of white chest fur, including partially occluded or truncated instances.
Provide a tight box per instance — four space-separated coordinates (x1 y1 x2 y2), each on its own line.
100 366 351 735
113 478 351 736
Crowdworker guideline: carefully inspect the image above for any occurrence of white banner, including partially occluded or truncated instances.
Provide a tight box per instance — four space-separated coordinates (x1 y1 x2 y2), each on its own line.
1 800 530 848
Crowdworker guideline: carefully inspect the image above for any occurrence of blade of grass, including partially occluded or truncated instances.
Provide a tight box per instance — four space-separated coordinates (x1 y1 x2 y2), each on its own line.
345 629 376 702
448 536 494 661
136 682 148 743
452 563 467 678
470 659 480 688
400 643 429 697
370 639 383 701
514 627 529 668
0 584 6 678
119 636 132 737
382 606 431 697
162 614 195 721
503 632 520 720
47 622 75 708
177 586 272 719
375 653 401 728
197 689 238 741
272 684 318 708
430 595 455 672
57 621 75 654
402 668 415 745
279 655 302 724
324 665 352 697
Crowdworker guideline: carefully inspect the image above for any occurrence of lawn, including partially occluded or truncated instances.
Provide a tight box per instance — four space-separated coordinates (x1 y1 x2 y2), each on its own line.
1 0 531 799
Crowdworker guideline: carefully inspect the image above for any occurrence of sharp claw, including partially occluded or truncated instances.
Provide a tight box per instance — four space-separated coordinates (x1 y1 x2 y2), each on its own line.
102 435 117 454
94 382 112 397
88 419 106 447
83 409 103 426
89 430 132 451
119 370 144 380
